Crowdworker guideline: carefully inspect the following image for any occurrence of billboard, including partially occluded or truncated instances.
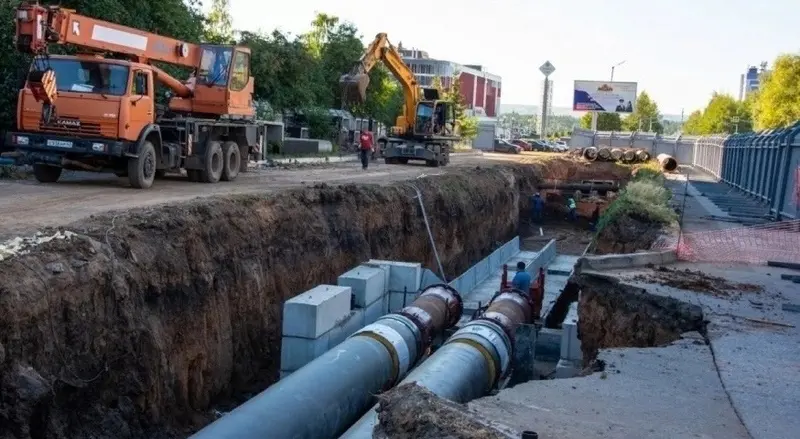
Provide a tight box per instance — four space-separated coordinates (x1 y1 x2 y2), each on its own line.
573 80 638 113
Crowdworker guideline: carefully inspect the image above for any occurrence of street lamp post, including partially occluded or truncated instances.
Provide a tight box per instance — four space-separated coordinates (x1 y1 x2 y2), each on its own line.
610 60 626 82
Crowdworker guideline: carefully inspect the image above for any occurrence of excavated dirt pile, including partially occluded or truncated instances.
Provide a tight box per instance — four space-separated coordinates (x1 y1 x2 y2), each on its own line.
593 213 666 254
0 160 626 439
576 272 706 365
374 383 514 439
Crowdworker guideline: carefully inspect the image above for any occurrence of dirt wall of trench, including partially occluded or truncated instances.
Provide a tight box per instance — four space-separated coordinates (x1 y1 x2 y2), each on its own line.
0 158 629 439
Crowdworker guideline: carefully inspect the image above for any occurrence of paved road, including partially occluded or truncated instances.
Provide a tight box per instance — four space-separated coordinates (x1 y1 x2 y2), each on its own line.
0 152 539 239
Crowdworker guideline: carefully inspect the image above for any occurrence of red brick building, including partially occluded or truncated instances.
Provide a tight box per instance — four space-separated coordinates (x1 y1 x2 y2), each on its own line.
399 46 502 118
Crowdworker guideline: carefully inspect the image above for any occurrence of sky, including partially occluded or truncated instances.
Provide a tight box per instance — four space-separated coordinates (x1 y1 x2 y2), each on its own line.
223 0 800 116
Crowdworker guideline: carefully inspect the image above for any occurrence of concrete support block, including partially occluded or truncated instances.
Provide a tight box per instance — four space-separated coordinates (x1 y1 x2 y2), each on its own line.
280 370 292 380
338 265 386 308
388 291 418 313
282 285 352 339
327 309 365 349
554 359 581 378
368 260 421 293
280 332 331 371
560 304 582 362
535 327 563 362
364 297 387 325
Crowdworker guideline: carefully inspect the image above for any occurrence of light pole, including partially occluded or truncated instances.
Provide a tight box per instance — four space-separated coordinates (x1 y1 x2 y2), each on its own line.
610 60 626 81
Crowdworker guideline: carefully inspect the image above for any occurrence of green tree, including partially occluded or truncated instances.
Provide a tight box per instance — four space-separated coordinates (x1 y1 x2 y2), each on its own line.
440 73 478 140
622 91 663 133
302 12 340 58
682 110 703 135
753 54 800 130
579 112 622 131
203 0 234 44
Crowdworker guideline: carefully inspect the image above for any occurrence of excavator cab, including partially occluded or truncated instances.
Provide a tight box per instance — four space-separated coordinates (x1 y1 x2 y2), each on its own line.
414 100 456 137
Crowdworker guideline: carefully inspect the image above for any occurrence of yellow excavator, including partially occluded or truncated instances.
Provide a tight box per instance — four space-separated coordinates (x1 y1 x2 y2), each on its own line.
340 33 459 167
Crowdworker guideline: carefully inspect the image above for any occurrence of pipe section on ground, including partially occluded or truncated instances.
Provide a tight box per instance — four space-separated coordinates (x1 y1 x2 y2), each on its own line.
340 288 533 439
597 147 611 161
610 148 623 161
191 284 463 439
657 153 678 172
621 149 636 163
582 147 598 161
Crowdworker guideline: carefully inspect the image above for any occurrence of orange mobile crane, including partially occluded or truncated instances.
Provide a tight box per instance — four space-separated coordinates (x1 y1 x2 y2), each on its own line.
5 2 264 188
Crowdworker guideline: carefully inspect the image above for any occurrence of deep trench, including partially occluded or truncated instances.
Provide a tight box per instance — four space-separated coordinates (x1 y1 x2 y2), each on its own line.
0 158 648 438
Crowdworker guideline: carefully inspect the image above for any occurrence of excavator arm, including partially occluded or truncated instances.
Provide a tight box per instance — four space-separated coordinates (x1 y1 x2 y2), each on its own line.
340 33 422 134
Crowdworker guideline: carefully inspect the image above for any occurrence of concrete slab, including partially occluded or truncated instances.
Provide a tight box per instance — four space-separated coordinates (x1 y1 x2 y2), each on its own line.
280 332 331 371
338 265 386 307
546 255 578 276
388 291 417 313
595 261 800 439
327 309 365 349
368 260 421 293
552 358 581 378
535 327 562 362
559 304 581 362
282 285 352 339
364 296 387 325
470 337 750 439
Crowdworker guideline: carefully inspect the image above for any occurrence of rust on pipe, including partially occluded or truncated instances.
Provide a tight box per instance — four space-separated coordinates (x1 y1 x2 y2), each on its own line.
478 288 533 340
657 153 678 172
398 284 463 349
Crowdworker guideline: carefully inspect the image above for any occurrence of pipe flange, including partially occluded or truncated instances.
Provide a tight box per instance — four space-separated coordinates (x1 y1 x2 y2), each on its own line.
379 314 422 349
419 283 464 326
447 320 512 388
353 322 412 384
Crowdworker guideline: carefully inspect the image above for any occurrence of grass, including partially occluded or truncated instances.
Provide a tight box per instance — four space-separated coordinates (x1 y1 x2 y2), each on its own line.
596 160 677 233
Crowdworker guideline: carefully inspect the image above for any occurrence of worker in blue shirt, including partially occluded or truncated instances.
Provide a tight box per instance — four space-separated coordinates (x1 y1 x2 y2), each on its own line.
531 193 544 223
511 261 532 293
567 197 577 222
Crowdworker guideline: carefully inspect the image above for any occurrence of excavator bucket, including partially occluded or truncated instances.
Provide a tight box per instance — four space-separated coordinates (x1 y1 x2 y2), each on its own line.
339 72 370 105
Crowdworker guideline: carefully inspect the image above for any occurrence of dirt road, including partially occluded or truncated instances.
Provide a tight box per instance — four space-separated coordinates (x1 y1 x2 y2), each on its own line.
0 152 546 239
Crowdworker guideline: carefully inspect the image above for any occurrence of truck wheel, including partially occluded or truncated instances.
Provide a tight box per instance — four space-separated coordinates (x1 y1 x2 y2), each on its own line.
221 141 240 181
33 164 62 183
201 141 223 183
238 145 250 173
128 141 157 189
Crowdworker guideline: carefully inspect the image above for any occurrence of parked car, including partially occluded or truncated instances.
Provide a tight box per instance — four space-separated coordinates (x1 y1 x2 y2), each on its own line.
511 139 533 151
493 138 522 154
530 140 553 152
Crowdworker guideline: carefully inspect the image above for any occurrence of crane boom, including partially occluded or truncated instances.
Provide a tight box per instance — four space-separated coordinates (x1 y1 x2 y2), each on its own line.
15 3 200 68
340 33 428 135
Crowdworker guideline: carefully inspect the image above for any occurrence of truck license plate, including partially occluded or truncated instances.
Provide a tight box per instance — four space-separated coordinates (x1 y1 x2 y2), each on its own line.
47 139 73 148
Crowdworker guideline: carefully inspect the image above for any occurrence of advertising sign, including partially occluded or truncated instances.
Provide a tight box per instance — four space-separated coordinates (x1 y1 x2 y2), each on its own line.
573 80 638 113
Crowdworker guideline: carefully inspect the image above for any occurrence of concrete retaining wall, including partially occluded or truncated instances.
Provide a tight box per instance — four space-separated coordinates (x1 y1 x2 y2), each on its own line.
282 138 334 155
575 249 677 272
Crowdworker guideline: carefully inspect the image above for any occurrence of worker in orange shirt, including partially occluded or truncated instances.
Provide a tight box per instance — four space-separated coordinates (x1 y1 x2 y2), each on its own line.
359 130 374 170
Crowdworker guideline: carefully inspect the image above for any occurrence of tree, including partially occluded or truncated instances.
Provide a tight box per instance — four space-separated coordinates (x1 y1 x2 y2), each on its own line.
579 112 622 131
438 73 478 140
753 54 800 130
203 0 234 44
622 91 663 133
682 93 753 135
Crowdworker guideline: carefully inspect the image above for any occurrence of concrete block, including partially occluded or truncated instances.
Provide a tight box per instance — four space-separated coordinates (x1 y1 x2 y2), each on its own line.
282 285 352 339
280 370 292 380
362 262 390 294
327 309 365 349
419 268 444 289
388 291 417 313
364 296 387 325
338 265 386 307
280 332 331 371
560 304 582 362
368 260 421 293
535 327 563 362
554 358 581 378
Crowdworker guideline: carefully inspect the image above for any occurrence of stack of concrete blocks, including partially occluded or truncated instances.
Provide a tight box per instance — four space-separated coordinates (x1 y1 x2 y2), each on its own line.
553 302 582 378
280 285 353 378
279 260 423 379
364 260 422 313
450 237 521 306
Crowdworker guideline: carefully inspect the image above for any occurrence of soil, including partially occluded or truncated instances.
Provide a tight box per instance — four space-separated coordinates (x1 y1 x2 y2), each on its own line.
521 222 592 255
575 272 706 365
374 383 514 439
0 157 632 439
593 213 665 254
632 266 763 297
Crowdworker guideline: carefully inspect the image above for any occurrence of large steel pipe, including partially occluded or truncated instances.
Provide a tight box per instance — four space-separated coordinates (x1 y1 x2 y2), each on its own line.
340 288 533 438
621 149 637 163
582 146 598 161
657 153 678 172
191 284 463 439
610 148 624 161
636 149 651 162
597 147 612 161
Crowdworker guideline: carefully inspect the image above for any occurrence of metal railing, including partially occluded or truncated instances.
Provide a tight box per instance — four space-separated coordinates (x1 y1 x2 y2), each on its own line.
693 121 800 220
